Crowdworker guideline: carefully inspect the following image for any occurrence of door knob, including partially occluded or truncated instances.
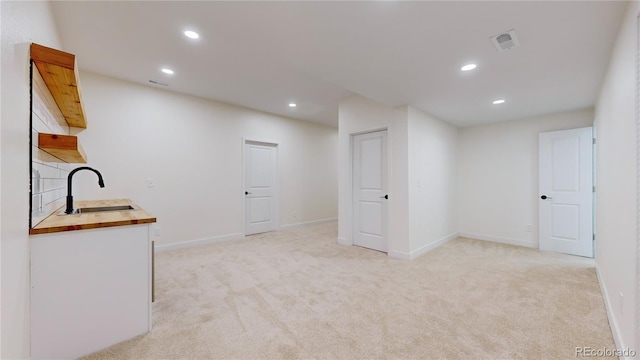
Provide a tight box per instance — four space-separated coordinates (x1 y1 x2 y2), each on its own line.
245 191 251 195
379 194 388 199
541 195 552 200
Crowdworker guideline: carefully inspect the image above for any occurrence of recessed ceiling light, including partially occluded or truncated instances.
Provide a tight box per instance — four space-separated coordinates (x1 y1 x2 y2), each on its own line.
289 103 297 107
161 68 174 75
461 63 477 71
184 30 199 39
493 99 505 105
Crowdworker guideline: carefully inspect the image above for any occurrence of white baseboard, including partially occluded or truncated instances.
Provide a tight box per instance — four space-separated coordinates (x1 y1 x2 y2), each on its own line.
280 217 337 230
337 237 352 246
595 264 630 358
458 232 537 249
410 232 459 259
155 233 244 252
157 218 337 252
389 232 459 260
388 250 411 260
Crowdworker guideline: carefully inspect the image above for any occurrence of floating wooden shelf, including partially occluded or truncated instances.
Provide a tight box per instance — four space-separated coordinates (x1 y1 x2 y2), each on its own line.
38 133 87 164
30 43 87 129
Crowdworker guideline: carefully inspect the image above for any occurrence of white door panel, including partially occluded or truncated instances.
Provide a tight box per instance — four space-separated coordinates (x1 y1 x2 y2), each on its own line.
539 127 593 257
359 201 383 236
359 138 383 189
244 142 278 235
353 131 388 252
249 197 272 223
551 136 580 191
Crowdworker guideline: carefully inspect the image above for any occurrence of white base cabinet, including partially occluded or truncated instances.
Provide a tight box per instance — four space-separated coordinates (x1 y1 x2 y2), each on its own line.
31 224 152 359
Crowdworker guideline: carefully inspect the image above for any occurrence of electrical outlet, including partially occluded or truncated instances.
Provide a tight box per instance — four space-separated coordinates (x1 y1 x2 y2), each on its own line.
292 211 298 219
147 178 156 188
525 224 533 232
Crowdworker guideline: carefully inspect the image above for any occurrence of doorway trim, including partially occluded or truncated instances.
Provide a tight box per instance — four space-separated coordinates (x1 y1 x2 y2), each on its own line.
242 137 280 236
342 127 389 248
538 127 594 257
352 129 389 252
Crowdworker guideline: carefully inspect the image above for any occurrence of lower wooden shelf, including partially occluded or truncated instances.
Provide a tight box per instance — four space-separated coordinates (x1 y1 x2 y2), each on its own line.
38 133 87 163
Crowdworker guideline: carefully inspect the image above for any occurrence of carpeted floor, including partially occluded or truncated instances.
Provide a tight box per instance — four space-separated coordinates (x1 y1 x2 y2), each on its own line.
82 222 614 359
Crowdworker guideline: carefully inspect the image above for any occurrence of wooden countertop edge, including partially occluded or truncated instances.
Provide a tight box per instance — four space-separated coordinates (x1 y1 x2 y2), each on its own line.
30 199 156 235
30 217 157 235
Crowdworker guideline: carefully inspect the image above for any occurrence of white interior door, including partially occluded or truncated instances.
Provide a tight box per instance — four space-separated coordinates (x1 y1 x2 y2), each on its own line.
539 127 593 257
244 141 278 236
353 130 388 252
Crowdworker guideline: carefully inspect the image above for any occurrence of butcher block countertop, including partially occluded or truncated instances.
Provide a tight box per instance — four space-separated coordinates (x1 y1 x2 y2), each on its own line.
30 199 156 235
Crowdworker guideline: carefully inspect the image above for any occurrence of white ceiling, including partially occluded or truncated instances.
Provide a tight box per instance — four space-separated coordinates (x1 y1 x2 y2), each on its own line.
51 1 628 128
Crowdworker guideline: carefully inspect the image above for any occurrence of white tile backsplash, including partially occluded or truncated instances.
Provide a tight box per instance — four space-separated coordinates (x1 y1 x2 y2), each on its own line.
31 65 70 227
32 102 67 135
31 157 68 225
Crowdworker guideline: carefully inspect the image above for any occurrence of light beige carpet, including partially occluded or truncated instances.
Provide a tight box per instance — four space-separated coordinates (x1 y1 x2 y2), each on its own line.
82 222 614 359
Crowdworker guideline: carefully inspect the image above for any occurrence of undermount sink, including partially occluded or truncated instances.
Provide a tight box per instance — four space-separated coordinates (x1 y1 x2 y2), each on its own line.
77 205 135 213
59 205 136 215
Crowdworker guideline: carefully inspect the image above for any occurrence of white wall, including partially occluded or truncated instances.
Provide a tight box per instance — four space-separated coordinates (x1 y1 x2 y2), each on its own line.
457 108 594 248
1 1 63 357
337 98 458 258
73 72 338 247
337 95 410 255
407 107 458 257
593 1 639 353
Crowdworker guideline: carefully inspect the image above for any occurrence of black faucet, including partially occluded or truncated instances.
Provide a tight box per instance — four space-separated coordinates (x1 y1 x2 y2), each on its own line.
65 166 105 214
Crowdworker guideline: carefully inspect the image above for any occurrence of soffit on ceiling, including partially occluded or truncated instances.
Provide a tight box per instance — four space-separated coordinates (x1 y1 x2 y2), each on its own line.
51 1 628 128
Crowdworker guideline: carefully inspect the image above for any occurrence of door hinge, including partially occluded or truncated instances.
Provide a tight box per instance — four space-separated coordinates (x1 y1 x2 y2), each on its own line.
593 138 596 144
593 186 596 192
593 234 595 241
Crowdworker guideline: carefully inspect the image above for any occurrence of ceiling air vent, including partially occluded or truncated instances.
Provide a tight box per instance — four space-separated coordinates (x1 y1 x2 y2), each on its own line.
149 80 168 87
491 29 520 52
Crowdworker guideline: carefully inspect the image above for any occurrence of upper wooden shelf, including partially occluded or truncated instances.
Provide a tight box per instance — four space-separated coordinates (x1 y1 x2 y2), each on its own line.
30 43 87 129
